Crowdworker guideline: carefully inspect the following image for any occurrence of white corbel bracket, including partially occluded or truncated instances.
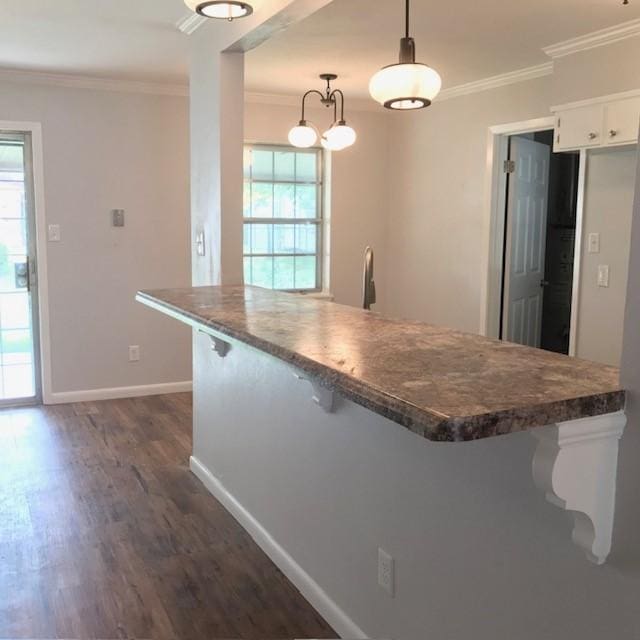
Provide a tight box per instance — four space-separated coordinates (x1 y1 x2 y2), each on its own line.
292 371 336 413
531 411 626 565
207 334 231 358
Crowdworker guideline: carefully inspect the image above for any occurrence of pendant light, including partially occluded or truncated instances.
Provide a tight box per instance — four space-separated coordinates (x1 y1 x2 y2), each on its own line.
369 0 441 110
184 0 253 21
288 74 357 151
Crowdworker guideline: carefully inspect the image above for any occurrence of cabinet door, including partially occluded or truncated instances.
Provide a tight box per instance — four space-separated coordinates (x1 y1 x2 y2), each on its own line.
604 97 640 146
554 104 604 151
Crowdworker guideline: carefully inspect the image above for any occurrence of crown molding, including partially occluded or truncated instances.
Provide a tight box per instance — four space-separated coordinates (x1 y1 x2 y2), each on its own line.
543 18 640 59
176 12 208 35
0 67 188 97
437 62 553 102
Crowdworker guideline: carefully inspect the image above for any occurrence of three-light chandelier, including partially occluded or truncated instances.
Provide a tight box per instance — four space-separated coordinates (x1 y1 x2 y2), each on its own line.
288 74 357 151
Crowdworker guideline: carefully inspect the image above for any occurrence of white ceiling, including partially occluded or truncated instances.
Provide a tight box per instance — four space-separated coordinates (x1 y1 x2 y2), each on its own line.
0 0 189 83
0 0 638 95
245 0 640 98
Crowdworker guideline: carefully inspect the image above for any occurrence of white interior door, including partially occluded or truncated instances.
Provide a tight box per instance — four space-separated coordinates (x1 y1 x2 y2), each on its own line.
503 137 550 347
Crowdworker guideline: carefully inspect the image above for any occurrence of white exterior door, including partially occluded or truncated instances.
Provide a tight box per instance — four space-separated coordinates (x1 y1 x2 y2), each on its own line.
503 137 550 348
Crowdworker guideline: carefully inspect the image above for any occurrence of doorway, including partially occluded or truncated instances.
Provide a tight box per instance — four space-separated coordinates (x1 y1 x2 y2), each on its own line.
0 131 41 405
500 130 580 354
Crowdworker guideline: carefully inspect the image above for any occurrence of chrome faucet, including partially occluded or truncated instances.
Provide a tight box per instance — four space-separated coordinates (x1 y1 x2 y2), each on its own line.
362 246 376 310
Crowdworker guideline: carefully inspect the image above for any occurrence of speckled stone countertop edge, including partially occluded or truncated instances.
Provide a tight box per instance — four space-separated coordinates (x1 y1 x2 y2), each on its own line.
136 291 626 443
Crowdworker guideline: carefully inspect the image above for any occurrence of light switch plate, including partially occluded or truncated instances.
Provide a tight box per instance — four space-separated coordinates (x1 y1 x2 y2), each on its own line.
588 232 600 254
47 224 61 242
112 209 125 227
597 265 610 287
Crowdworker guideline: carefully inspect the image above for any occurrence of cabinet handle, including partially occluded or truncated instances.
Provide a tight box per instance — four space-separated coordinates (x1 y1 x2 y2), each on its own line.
588 132 598 140
609 129 618 138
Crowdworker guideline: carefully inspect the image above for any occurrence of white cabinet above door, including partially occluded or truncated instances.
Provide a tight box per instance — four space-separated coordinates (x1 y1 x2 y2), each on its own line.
553 90 640 152
604 97 640 146
554 104 604 152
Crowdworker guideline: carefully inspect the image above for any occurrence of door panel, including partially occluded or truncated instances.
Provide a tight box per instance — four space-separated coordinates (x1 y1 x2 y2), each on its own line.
0 133 39 404
503 137 551 348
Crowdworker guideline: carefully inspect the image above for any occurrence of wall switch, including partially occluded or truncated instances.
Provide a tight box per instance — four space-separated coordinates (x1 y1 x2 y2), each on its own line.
112 209 125 227
588 232 600 254
48 224 61 242
378 547 395 597
128 345 140 362
597 265 610 288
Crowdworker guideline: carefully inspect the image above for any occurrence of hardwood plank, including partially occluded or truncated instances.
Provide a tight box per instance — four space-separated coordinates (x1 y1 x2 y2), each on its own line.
0 393 336 639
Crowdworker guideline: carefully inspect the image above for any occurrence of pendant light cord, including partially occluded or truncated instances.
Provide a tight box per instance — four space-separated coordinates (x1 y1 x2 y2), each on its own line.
405 0 410 38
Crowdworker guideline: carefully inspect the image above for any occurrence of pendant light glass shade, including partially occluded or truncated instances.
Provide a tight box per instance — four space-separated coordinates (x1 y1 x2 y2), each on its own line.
369 63 441 110
369 0 441 110
184 0 253 20
321 123 357 151
288 121 318 148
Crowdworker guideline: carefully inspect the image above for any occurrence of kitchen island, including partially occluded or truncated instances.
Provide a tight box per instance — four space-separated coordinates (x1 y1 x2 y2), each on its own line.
137 285 627 637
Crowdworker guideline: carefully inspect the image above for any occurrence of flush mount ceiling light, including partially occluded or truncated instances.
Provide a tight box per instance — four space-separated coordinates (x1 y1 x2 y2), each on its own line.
369 0 441 110
184 0 253 21
288 74 357 151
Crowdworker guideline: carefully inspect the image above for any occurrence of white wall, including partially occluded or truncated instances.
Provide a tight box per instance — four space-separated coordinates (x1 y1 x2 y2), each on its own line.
386 76 552 332
244 100 391 310
576 148 637 365
0 80 192 396
385 42 638 355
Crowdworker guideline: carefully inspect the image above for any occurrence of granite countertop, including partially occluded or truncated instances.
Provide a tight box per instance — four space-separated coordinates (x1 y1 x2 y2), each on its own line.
136 286 625 443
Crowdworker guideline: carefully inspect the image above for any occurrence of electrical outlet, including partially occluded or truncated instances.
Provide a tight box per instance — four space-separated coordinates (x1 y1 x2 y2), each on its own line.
129 345 140 362
597 265 610 288
378 547 395 597
588 232 600 254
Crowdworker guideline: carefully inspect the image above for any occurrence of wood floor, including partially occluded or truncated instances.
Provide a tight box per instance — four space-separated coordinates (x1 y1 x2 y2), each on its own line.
0 393 336 639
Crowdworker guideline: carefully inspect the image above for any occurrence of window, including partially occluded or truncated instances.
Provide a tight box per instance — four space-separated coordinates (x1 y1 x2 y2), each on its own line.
243 144 323 291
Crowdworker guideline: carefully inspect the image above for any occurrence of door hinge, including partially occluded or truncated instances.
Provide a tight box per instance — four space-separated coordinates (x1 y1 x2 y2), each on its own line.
504 160 516 174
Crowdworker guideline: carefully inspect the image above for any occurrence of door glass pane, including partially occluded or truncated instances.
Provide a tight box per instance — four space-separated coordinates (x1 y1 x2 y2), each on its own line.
0 139 36 401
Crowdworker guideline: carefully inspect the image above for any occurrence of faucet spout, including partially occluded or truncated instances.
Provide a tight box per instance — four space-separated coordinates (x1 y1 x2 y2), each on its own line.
363 246 376 310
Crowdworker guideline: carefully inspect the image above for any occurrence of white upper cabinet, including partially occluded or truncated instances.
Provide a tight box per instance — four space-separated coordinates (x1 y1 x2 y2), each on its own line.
553 92 640 152
554 104 604 151
604 97 640 146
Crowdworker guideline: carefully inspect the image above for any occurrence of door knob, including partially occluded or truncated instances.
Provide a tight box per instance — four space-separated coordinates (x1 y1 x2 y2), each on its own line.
609 129 618 138
588 132 598 140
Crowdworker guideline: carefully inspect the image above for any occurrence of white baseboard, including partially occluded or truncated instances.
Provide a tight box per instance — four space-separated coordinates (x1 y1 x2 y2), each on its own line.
45 381 192 404
189 456 368 640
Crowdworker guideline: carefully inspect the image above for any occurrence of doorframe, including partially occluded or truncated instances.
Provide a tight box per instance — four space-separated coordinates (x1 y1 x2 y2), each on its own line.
0 121 52 403
479 116 585 356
